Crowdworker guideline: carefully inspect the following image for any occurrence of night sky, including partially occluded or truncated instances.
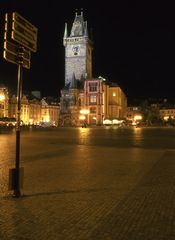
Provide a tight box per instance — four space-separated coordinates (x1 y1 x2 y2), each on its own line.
0 0 174 101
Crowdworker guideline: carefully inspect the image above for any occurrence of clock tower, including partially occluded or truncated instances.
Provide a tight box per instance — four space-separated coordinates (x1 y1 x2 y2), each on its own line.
59 11 93 126
63 11 93 87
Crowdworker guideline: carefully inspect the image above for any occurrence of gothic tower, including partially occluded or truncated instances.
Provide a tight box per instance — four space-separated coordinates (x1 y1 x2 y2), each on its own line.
59 10 93 126
63 10 93 87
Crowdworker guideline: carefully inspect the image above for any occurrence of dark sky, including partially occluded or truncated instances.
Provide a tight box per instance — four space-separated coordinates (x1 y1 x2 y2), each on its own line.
0 0 175 100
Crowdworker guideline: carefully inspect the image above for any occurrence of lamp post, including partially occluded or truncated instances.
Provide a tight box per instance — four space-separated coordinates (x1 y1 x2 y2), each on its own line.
13 57 23 198
3 12 38 198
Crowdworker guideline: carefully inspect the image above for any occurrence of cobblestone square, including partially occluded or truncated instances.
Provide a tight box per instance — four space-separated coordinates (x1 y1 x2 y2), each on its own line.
0 127 175 239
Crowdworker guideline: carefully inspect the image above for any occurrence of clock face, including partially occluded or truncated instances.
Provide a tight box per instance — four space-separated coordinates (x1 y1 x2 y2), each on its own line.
72 45 80 55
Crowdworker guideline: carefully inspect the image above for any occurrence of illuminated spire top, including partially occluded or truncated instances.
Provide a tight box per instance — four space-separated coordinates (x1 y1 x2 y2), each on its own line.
63 23 68 39
84 21 88 37
81 8 83 16
70 9 88 37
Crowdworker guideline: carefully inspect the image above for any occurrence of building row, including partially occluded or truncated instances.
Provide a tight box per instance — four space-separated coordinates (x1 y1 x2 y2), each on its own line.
1 84 175 127
1 11 174 127
0 87 59 126
0 82 127 127
127 99 175 125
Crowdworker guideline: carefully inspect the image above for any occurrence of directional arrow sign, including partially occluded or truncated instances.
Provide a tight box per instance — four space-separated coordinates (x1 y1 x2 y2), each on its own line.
12 12 37 36
11 30 37 52
4 41 31 60
3 12 37 69
3 41 31 69
11 12 38 52
3 50 30 69
12 21 37 42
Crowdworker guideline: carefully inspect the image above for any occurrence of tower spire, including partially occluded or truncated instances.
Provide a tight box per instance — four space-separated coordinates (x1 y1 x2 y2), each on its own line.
84 21 88 37
63 23 68 45
81 8 83 16
70 72 77 89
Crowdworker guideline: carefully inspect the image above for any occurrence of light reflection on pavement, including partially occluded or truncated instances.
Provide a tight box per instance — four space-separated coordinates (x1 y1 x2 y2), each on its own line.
0 127 175 240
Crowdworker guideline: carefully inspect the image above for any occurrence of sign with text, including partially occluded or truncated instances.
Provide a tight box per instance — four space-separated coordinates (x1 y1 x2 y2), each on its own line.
3 12 37 197
3 12 37 69
3 41 31 69
11 12 38 52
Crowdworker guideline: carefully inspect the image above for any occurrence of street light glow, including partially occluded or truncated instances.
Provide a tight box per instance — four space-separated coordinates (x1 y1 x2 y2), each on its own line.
134 115 142 121
80 109 90 115
79 115 86 120
0 94 5 101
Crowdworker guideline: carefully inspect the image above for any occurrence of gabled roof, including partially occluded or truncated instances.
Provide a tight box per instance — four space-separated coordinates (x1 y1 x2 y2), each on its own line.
106 81 119 87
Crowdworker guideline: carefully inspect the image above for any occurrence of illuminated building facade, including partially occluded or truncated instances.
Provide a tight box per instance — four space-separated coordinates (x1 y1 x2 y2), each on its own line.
159 108 175 121
126 106 142 122
59 11 127 126
83 78 104 125
28 98 41 125
82 78 127 125
9 95 30 124
103 82 127 121
8 95 59 126
41 98 59 126
63 11 93 86
0 85 9 117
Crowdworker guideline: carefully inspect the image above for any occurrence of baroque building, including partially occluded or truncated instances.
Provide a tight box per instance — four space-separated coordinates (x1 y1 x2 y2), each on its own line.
0 84 9 118
59 11 127 126
8 94 59 126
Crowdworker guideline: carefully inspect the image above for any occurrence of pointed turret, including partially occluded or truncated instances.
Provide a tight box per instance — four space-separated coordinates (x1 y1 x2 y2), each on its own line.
70 10 86 37
81 9 83 15
70 73 77 89
84 21 88 37
63 23 68 45
63 10 93 86
75 9 78 17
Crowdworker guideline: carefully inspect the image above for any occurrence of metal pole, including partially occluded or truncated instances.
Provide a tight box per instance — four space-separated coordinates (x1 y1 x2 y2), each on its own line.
13 54 23 198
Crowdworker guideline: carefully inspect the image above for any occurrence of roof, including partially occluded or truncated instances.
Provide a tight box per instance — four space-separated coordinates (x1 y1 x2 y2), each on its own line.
70 11 88 37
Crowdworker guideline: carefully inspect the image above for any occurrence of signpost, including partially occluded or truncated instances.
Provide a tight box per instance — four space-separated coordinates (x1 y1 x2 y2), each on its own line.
12 12 37 52
3 12 38 198
3 40 31 69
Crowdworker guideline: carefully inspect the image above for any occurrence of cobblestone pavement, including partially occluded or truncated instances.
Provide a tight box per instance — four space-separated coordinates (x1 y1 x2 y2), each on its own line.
0 129 175 239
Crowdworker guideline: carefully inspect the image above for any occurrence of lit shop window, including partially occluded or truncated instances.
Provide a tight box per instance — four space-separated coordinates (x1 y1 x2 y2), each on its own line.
90 95 97 104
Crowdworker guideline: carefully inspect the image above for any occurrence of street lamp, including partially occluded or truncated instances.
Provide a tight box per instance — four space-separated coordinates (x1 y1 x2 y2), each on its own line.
0 94 5 101
80 109 90 115
79 109 90 127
